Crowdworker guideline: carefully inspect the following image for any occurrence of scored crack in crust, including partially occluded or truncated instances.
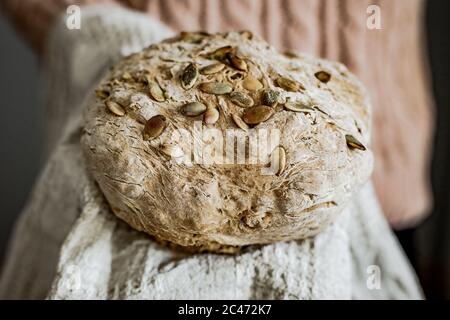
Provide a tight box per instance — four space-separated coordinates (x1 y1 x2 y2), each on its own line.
81 31 374 253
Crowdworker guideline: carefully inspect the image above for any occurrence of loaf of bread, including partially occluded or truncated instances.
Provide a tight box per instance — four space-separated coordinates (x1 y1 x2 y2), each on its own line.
81 31 373 253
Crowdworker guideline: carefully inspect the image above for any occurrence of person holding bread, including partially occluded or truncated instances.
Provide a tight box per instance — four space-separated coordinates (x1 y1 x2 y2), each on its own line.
0 0 432 300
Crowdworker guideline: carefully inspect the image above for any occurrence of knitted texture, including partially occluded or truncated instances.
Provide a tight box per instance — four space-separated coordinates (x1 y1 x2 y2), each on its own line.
0 5 422 300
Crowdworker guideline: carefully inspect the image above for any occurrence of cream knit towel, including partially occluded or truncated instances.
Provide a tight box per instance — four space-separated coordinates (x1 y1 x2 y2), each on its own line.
0 5 423 300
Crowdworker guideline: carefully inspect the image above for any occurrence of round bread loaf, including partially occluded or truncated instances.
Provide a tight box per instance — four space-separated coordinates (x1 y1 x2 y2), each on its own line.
82 31 373 253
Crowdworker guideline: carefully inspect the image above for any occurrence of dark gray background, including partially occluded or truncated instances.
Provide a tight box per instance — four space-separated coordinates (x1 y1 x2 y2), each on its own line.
0 14 42 262
0 1 448 298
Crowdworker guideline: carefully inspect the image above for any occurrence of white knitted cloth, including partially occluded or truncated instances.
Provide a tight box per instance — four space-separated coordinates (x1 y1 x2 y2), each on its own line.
0 5 423 300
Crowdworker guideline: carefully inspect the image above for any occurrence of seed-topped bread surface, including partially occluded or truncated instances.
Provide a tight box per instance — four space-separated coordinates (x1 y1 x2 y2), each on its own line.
82 31 373 253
